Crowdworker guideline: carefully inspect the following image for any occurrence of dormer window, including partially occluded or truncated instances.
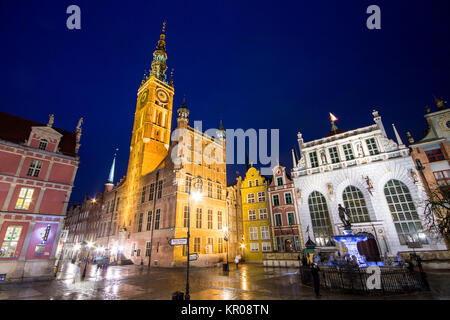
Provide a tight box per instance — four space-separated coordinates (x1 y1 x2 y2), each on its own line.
277 177 283 186
38 139 48 151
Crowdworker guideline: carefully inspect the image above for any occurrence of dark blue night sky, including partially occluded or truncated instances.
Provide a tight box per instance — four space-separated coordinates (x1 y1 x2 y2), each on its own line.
1 0 449 202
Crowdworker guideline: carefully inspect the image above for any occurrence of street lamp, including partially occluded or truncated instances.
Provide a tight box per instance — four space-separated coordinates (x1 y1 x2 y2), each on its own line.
185 176 203 300
82 241 95 278
223 226 230 273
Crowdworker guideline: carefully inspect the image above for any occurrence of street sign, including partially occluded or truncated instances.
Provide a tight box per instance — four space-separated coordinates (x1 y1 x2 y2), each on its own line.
189 253 198 261
170 238 187 246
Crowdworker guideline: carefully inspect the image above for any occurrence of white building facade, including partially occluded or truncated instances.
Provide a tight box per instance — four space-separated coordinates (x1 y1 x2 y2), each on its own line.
291 110 447 261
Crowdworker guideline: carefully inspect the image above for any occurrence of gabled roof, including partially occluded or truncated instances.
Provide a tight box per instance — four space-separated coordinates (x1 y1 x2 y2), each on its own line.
0 111 77 157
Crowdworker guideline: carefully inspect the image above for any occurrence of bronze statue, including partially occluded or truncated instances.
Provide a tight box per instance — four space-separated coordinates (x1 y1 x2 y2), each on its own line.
338 204 352 229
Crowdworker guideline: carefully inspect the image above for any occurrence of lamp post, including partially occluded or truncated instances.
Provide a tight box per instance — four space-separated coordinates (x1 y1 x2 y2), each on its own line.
185 176 203 300
223 226 230 273
82 241 94 279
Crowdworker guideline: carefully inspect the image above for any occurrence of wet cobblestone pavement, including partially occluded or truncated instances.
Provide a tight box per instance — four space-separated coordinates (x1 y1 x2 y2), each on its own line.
0 262 449 300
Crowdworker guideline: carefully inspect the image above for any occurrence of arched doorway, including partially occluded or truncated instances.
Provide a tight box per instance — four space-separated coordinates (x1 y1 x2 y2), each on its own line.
356 232 381 262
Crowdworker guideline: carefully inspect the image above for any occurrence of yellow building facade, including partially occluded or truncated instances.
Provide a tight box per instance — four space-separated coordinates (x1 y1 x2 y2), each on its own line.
241 167 273 262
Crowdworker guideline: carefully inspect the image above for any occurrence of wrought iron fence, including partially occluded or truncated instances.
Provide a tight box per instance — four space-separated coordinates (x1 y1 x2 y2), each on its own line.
299 265 428 295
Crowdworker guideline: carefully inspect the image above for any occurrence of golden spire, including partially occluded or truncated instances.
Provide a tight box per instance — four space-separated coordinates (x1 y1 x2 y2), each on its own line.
433 96 447 110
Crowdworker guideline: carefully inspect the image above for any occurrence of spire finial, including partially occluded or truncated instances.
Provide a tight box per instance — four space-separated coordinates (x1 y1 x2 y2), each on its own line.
329 112 339 132
169 68 174 86
392 123 404 147
406 132 414 144
107 149 118 184
433 95 447 110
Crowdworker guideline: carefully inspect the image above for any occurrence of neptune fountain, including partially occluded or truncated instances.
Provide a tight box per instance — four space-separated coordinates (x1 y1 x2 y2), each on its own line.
333 204 368 267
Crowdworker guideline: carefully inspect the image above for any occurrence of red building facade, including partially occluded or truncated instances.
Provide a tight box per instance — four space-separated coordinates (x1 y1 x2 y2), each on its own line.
0 112 81 282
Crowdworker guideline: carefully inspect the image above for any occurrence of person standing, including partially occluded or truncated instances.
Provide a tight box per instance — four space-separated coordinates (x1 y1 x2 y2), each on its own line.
311 263 321 297
234 256 240 269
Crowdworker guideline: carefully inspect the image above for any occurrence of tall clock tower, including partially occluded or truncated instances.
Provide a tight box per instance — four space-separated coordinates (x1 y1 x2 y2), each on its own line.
123 23 175 225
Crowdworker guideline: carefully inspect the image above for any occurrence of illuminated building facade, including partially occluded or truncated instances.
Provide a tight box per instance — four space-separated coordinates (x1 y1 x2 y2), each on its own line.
0 112 81 282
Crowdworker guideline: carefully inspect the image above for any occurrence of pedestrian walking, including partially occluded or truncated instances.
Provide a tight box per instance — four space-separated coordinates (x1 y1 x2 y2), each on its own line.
234 257 239 269
311 263 321 297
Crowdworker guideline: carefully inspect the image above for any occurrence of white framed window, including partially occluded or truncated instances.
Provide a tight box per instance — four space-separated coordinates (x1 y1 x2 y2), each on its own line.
250 242 259 252
277 177 283 186
0 225 23 258
260 226 270 240
15 187 34 210
366 138 380 155
259 208 268 220
247 193 255 204
38 139 48 151
248 181 252 188
255 179 259 186
272 194 280 206
309 151 319 168
284 192 292 204
261 242 271 252
249 227 258 241
343 144 354 160
27 160 43 177
257 191 266 202
328 146 340 164
248 210 257 221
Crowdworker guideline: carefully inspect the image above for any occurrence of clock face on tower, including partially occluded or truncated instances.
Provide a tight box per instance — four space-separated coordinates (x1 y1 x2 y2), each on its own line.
140 89 149 108
155 88 169 104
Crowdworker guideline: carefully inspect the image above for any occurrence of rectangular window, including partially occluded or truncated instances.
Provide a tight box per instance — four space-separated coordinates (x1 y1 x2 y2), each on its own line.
183 206 189 228
27 160 43 177
250 243 259 252
216 184 222 200
136 249 141 257
277 177 283 186
248 181 252 188
366 138 380 155
148 183 155 201
217 211 222 230
208 210 213 229
247 193 255 204
196 208 202 228
249 227 258 241
260 226 270 240
157 180 163 199
343 144 355 160
0 225 23 258
207 237 214 254
273 194 280 206
275 214 282 226
154 209 160 230
218 238 223 253
259 208 268 220
138 213 143 232
115 197 120 211
262 242 271 252
309 151 319 168
208 182 213 198
145 242 151 257
141 186 147 204
185 176 192 193
146 211 153 231
426 149 445 163
110 199 115 213
15 188 34 210
194 237 201 253
434 170 450 186
257 191 266 202
284 193 292 204
328 147 340 164
248 210 257 221
255 179 259 186
287 212 295 225
38 139 48 151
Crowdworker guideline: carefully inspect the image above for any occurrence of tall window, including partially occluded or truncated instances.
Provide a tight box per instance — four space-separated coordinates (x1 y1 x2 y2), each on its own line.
208 182 213 198
138 213 143 232
207 210 213 229
194 237 201 253
247 193 255 204
141 186 147 204
255 179 259 186
426 149 444 162
217 238 223 253
261 242 271 252
27 160 43 177
277 177 283 186
196 208 202 228
110 199 115 213
434 170 450 186
260 226 270 240
38 139 48 151
148 183 155 201
185 176 192 193
157 180 163 199
183 206 189 228
145 242 151 256
154 209 160 230
342 144 354 160
15 188 34 210
384 179 427 245
259 208 268 220
216 184 222 200
309 151 319 168
146 211 153 231
248 210 257 221
342 186 370 222
366 138 380 155
248 181 253 188
308 191 334 247
287 212 295 225
275 214 282 226
328 147 340 164
249 227 258 240
0 225 23 258
284 193 292 204
273 194 280 206
217 211 222 230
257 191 266 202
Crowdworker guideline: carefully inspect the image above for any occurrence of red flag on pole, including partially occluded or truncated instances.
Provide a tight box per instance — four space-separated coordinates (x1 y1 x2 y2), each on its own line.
329 112 338 122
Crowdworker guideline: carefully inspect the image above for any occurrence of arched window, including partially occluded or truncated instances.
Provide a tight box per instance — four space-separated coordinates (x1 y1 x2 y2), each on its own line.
384 179 427 245
342 185 370 223
308 191 335 247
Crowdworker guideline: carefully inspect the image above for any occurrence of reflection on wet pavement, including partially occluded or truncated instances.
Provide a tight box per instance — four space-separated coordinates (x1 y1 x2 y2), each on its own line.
0 262 448 300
